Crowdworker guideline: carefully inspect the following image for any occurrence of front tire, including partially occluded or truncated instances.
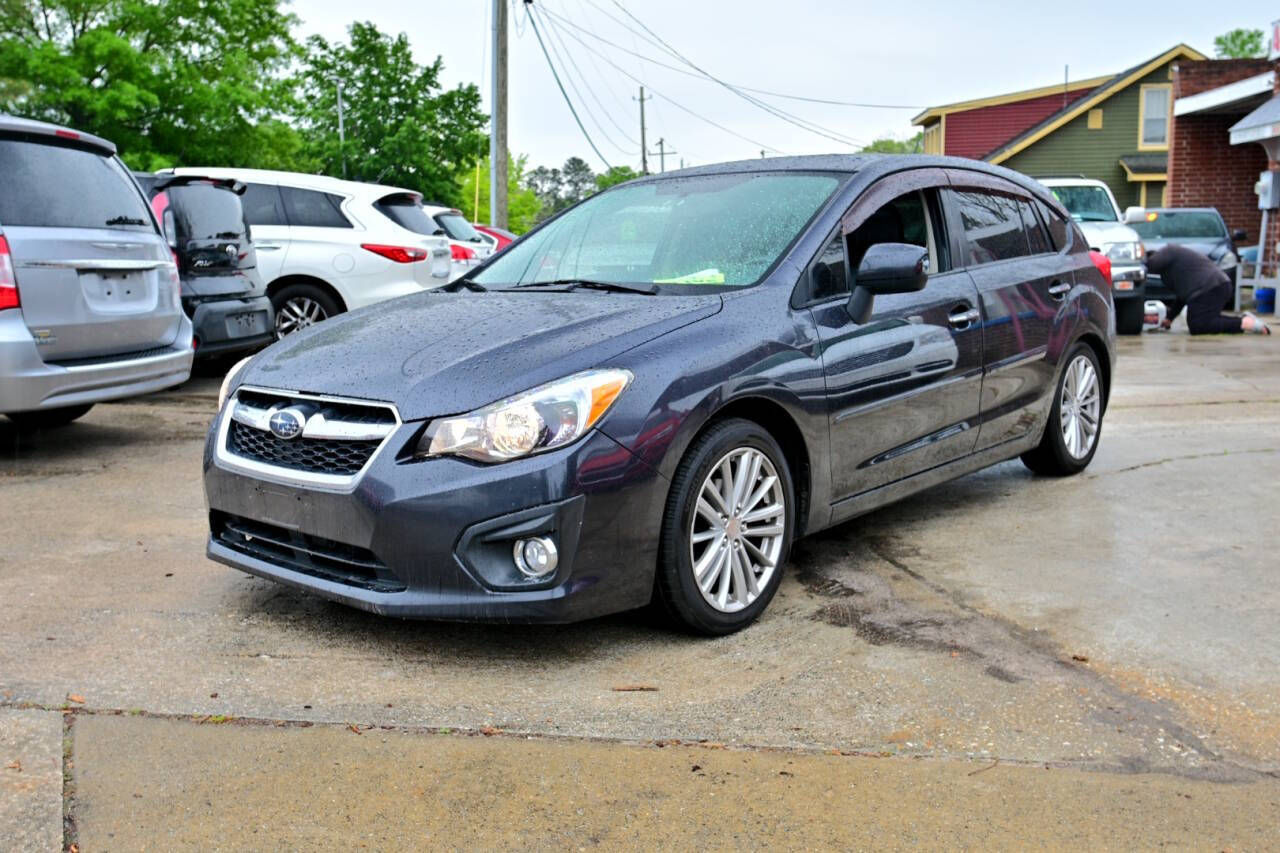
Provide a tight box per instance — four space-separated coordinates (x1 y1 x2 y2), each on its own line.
1115 298 1144 335
654 419 794 635
1021 343 1104 476
5 404 94 430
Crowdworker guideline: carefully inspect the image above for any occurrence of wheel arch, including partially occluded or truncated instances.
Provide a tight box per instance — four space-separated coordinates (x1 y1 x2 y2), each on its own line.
266 275 349 313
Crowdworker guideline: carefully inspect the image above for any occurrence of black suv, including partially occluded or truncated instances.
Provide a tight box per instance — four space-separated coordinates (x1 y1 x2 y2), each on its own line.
134 173 273 358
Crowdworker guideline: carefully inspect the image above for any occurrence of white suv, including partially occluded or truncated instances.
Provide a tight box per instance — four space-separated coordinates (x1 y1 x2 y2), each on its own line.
421 202 494 271
167 168 455 338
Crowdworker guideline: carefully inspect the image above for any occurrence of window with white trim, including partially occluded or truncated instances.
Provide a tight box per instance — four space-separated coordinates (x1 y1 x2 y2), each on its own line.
1139 85 1170 148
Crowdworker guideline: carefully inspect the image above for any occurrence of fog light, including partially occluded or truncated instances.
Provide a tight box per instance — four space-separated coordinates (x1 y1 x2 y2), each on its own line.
513 536 558 578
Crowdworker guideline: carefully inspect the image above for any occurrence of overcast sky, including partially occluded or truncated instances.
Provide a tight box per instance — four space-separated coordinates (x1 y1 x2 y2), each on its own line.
290 0 1279 172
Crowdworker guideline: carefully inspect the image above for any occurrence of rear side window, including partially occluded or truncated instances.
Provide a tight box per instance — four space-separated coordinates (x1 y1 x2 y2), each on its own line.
374 195 442 235
241 183 288 226
282 187 350 228
1019 199 1051 255
1034 200 1071 252
953 190 1029 265
167 184 247 242
0 138 153 232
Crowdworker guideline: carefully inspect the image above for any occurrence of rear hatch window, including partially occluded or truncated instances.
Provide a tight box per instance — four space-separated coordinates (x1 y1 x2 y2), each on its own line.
162 183 255 279
434 211 483 242
373 194 441 236
0 137 154 232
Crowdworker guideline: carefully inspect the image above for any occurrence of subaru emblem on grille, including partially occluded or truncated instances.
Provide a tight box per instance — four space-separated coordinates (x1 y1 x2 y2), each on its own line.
268 408 305 440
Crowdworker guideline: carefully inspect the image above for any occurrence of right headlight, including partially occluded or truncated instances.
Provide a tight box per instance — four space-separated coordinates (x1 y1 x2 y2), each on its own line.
1217 250 1238 270
416 368 632 464
217 356 253 411
1103 241 1142 262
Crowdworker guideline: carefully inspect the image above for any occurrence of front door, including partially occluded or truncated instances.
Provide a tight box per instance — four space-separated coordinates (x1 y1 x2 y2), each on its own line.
809 180 985 507
241 182 290 284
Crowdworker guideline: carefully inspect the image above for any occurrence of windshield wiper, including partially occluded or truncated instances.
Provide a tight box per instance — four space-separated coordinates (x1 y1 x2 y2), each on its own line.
519 278 658 295
105 215 147 226
441 278 487 292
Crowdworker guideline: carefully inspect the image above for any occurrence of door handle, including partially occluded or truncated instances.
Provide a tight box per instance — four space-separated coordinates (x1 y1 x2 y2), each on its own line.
948 307 980 329
256 242 283 251
1048 281 1070 299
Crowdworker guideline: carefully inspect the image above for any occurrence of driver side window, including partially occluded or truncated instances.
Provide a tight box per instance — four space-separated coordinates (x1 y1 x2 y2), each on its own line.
806 189 947 304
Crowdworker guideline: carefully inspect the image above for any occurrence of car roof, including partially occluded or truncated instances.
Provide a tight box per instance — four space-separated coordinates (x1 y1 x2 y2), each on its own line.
165 167 419 201
0 113 116 154
1145 207 1221 215
1037 176 1109 188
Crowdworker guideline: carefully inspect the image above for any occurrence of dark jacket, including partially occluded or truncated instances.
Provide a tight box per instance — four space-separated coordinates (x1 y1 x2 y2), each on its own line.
1145 244 1229 319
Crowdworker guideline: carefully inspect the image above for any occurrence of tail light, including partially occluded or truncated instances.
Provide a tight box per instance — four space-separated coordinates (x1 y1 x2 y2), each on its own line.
451 244 477 262
362 243 429 264
1089 250 1112 284
0 235 19 311
166 250 182 305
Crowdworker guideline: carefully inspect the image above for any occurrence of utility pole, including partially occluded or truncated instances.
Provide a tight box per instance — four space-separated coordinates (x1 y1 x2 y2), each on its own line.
336 80 347 179
490 0 508 228
655 138 677 173
634 86 652 174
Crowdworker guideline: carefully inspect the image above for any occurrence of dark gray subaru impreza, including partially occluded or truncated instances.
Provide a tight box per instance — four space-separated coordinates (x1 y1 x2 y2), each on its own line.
204 155 1115 634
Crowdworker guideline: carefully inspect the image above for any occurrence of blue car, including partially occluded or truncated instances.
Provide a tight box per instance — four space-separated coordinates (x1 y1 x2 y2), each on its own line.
203 155 1116 634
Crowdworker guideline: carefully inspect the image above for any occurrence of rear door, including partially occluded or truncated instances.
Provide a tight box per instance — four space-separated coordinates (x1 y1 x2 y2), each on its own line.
241 182 290 283
0 136 181 361
278 185 353 277
944 174 1062 450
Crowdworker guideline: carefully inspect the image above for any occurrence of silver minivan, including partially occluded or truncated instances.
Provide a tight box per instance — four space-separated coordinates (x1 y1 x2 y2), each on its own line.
0 115 193 428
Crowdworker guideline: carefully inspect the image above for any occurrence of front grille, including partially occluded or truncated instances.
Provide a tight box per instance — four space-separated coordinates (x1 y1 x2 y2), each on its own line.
213 512 405 592
229 420 379 476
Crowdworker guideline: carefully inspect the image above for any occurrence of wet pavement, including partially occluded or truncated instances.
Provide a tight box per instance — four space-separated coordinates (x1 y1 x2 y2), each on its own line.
2 328 1278 847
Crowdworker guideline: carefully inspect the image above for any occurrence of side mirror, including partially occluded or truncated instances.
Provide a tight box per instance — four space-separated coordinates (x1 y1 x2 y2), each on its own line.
1122 206 1148 225
1232 228 1248 242
847 242 928 324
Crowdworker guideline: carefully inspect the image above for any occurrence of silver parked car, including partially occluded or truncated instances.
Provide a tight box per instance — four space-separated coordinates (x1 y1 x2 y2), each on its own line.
0 115 193 428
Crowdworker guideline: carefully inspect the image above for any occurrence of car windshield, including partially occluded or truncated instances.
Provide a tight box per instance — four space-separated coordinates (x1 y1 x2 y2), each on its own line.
0 138 154 232
1131 211 1226 241
1048 186 1117 222
374 194 440 236
473 171 841 289
436 212 483 242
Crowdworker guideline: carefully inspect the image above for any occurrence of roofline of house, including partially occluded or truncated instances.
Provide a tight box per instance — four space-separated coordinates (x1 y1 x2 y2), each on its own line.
1174 70 1274 117
985 44 1207 165
911 75 1114 126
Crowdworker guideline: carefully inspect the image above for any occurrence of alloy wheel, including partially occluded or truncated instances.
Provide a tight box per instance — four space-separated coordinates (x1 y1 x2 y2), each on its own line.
275 296 328 339
689 447 786 614
1059 354 1101 459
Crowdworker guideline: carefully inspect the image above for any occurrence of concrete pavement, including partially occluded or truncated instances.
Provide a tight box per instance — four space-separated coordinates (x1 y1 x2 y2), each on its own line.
2 328 1278 847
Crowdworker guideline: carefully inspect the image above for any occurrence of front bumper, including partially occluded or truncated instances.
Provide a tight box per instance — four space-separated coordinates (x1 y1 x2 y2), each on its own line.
0 310 193 413
189 295 274 358
202 411 669 622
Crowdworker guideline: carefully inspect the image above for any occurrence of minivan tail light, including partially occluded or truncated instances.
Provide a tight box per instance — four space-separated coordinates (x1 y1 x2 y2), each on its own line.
0 235 19 311
1089 250 1112 284
361 243 429 264
451 244 477 262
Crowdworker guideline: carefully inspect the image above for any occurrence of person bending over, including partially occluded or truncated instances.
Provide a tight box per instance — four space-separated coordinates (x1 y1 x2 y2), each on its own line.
1145 244 1270 335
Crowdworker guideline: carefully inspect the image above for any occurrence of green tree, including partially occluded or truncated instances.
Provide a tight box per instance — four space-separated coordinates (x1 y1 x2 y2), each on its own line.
596 165 641 191
0 0 303 170
458 153 543 234
1214 28 1266 58
526 156 599 221
859 133 924 155
296 22 486 207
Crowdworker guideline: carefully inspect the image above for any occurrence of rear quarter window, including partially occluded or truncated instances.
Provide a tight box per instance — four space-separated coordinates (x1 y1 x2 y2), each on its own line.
0 138 154 232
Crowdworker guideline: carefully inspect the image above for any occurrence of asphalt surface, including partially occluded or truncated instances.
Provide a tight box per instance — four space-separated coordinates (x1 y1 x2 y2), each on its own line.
2 323 1279 848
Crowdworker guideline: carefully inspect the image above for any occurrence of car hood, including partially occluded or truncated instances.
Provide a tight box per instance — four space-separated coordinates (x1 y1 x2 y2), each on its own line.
1077 221 1141 250
1140 239 1227 259
241 290 723 420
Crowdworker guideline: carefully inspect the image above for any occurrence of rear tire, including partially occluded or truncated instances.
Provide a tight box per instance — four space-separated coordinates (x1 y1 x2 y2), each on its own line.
272 284 342 339
5 404 94 430
1115 298 1144 335
1021 343 1104 476
653 419 794 636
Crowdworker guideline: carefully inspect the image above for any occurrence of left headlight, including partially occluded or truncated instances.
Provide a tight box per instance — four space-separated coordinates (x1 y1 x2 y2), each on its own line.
217 356 253 411
1104 241 1143 262
417 368 633 463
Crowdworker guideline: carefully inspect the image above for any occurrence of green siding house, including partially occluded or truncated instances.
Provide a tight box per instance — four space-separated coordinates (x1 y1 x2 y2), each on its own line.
916 45 1206 209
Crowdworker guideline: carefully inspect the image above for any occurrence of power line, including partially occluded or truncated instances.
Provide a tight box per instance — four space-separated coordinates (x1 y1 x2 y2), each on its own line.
525 5 613 169
569 0 921 109
537 3 639 151
536 10 787 155
601 0 862 148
